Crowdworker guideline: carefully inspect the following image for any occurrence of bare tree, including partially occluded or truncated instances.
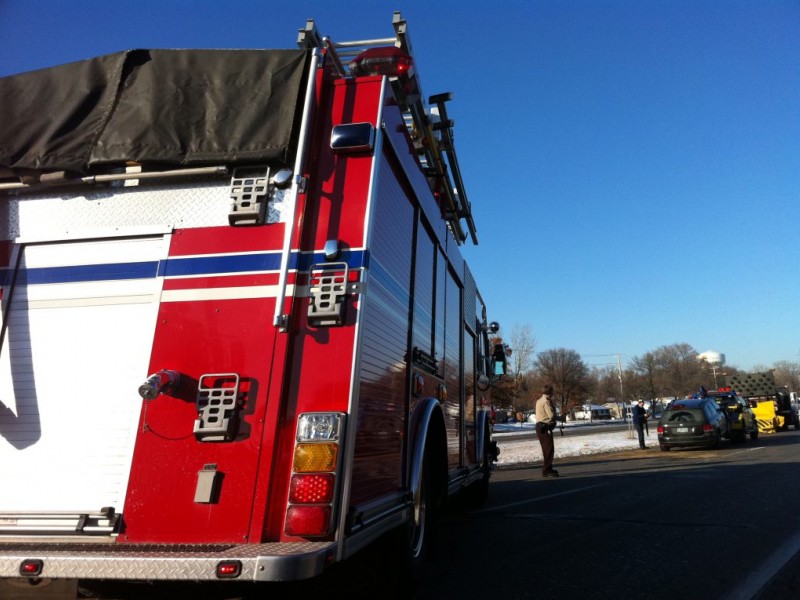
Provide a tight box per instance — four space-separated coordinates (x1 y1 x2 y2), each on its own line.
773 361 800 391
630 351 661 401
535 348 589 415
510 324 536 377
507 324 537 410
652 343 704 398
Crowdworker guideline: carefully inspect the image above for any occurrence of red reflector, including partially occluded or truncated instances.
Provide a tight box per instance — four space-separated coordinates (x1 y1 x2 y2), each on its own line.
349 47 413 77
20 559 43 576
703 424 713 432
216 560 241 579
285 505 332 537
289 473 335 504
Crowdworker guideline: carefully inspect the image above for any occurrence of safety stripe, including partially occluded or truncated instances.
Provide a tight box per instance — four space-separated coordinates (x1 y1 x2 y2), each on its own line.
160 284 300 302
756 419 776 432
1 249 368 286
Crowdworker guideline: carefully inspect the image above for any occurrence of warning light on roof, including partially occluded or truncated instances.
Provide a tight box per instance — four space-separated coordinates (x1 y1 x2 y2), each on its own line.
349 47 413 77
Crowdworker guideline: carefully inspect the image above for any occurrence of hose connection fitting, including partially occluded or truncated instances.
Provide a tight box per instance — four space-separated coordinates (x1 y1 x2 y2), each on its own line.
138 369 182 400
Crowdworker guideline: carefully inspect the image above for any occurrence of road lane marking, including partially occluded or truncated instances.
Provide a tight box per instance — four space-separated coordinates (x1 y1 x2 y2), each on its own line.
725 530 800 600
726 446 767 456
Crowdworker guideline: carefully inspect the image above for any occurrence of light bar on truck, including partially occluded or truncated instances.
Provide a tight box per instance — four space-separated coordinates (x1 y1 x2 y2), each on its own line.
349 46 413 77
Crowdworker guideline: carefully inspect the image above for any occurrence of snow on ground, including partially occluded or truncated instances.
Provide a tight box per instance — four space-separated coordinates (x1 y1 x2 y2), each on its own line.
492 420 650 467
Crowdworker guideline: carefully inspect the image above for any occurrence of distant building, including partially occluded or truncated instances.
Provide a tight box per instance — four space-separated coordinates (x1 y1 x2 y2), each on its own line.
573 404 612 420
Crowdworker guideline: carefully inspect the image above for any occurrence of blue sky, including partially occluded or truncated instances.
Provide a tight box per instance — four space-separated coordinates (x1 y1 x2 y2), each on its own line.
1 0 797 371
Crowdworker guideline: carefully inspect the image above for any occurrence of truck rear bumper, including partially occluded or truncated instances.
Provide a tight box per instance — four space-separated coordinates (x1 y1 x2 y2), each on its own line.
0 540 337 582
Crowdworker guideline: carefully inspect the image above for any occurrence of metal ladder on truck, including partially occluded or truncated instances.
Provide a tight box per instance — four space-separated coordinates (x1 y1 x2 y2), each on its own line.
298 11 479 245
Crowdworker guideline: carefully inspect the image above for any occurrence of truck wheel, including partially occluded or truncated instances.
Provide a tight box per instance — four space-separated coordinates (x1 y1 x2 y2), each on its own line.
386 448 437 584
412 450 437 577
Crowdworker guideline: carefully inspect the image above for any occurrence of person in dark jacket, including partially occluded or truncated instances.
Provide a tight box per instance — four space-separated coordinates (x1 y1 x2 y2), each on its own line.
535 384 559 477
633 399 649 449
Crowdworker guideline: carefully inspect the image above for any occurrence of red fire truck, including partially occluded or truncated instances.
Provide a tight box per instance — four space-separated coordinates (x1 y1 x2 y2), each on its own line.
0 12 503 597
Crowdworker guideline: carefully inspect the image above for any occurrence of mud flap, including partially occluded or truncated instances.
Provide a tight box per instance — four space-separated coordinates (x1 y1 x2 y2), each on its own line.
0 578 78 600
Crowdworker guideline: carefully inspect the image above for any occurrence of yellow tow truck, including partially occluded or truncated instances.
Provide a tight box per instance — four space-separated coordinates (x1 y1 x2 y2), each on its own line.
726 372 797 433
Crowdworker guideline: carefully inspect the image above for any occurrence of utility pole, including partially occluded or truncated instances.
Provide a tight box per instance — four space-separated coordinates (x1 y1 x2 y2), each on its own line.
616 354 633 439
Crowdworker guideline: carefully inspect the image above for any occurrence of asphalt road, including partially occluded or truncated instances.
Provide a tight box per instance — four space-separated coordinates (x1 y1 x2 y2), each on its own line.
76 429 800 599
414 429 800 600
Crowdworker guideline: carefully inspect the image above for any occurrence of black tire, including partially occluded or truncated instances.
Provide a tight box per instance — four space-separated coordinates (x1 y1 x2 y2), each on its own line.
750 428 759 440
386 448 437 584
660 444 670 451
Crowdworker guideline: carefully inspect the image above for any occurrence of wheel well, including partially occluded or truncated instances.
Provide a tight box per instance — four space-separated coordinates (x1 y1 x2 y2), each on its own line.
424 414 447 508
408 399 448 509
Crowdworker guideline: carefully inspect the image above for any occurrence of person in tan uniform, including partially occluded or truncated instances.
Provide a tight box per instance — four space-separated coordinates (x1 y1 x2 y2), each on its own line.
535 384 559 477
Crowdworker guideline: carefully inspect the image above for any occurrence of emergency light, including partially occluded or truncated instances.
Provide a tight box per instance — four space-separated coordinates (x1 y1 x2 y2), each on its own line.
349 47 413 77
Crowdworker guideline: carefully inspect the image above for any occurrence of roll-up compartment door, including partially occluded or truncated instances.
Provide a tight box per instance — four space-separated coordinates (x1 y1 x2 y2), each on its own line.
0 234 167 514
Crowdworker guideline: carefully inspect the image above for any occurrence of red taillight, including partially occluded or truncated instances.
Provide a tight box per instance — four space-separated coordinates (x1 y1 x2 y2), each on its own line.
285 505 332 537
703 424 713 432
216 561 241 579
657 425 664 434
349 47 413 77
19 559 43 576
286 413 343 538
289 474 335 504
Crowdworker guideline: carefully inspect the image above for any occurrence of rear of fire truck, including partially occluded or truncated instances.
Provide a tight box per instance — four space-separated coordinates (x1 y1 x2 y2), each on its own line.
0 12 503 598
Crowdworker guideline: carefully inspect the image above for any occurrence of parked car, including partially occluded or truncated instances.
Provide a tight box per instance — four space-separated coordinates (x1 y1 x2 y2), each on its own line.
657 397 729 451
707 388 759 442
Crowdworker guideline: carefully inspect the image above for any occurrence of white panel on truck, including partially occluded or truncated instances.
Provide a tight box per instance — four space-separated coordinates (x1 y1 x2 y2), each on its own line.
0 234 167 513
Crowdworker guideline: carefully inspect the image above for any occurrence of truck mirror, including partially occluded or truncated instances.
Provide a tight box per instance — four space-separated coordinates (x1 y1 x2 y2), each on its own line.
492 343 507 377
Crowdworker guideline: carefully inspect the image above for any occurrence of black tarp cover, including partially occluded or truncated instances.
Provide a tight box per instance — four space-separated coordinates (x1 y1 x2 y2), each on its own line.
0 48 309 181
